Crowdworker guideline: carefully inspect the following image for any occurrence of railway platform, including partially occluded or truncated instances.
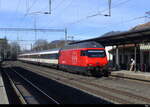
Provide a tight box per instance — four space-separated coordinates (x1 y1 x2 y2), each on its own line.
111 70 150 82
0 70 9 104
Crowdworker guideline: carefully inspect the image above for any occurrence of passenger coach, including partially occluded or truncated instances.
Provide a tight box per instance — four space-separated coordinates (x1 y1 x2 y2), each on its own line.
18 49 59 68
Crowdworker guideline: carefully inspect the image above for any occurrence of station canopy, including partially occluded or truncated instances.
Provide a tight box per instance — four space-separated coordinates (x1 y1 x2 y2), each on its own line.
70 27 150 46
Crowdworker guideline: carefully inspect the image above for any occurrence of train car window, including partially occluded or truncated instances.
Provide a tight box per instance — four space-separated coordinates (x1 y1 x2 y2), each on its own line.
87 50 106 58
47 54 50 59
49 54 52 59
47 54 51 59
31 55 37 58
39 54 58 59
55 54 59 59
40 54 45 59
50 54 58 59
50 54 53 59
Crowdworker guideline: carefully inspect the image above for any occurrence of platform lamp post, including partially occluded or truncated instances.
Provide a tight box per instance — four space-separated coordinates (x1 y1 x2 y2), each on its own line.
104 0 111 16
134 44 137 72
49 0 51 14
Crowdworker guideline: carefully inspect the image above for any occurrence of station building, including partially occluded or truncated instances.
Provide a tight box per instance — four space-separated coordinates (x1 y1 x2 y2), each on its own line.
106 22 150 72
106 43 150 72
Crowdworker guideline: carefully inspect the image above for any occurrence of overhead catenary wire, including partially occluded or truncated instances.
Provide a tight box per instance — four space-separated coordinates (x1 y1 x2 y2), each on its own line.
51 0 66 12
24 0 39 17
21 0 129 31
109 0 111 16
0 27 65 32
39 0 74 28
15 0 22 13
21 0 53 35
73 15 146 36
21 0 39 26
49 0 51 14
26 0 29 12
39 0 133 41
0 0 1 10
3 0 140 44
19 0 39 30
65 0 132 28
87 0 131 18
30 0 52 15
93 0 131 17
12 0 22 28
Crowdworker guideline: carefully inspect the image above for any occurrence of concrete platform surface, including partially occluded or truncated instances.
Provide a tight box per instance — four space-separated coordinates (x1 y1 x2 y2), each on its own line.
111 70 150 82
0 71 9 104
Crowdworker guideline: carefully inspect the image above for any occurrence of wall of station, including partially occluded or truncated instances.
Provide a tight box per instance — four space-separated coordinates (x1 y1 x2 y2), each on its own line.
106 43 150 72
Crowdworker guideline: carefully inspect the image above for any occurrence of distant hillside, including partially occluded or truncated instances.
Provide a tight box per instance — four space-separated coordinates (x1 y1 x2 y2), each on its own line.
48 40 79 49
101 31 122 37
51 40 77 44
131 22 150 31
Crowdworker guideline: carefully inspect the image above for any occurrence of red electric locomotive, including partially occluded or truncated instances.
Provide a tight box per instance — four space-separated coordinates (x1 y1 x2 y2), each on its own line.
59 42 109 76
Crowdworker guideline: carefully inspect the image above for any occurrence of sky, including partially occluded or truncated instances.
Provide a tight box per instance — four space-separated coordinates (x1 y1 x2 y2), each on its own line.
0 0 150 50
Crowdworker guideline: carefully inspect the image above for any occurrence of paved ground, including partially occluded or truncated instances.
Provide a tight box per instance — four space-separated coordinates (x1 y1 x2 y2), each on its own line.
2 62 112 104
2 61 150 104
111 70 150 81
0 69 9 104
13 61 150 104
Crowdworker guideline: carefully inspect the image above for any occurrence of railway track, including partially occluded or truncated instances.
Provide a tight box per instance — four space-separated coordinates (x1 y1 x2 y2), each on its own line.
13 61 150 104
3 65 60 104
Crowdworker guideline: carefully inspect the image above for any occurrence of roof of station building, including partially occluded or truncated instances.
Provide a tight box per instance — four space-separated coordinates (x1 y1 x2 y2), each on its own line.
70 27 150 46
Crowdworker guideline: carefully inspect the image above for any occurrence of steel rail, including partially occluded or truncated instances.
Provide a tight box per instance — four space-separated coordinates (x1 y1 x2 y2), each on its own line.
17 63 135 104
18 62 150 104
8 67 60 104
4 71 27 104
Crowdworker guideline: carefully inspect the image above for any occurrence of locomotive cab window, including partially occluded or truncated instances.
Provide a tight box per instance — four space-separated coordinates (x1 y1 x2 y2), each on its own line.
81 50 87 56
87 50 106 58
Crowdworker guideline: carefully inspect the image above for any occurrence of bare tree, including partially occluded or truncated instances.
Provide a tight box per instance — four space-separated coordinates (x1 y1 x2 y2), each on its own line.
0 38 11 60
32 39 78 51
33 39 49 51
9 42 21 60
